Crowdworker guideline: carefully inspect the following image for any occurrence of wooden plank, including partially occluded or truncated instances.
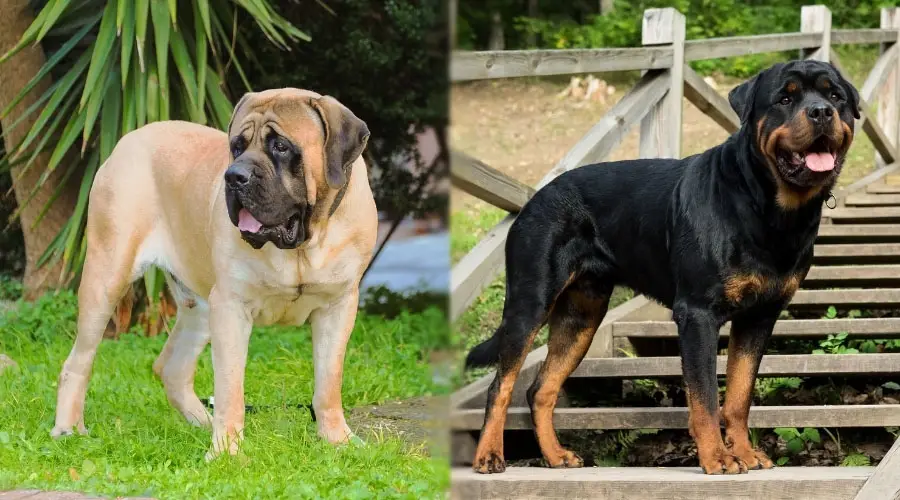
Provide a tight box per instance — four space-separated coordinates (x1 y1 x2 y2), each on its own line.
450 215 512 321
832 162 900 204
816 224 900 242
614 317 900 338
640 9 685 159
878 10 900 168
815 243 900 264
833 28 899 46
844 193 900 206
860 44 897 102
826 207 900 223
571 353 900 378
452 466 873 500
869 183 900 193
683 33 821 61
682 64 739 133
859 97 898 164
451 296 655 410
801 6 831 62
828 50 897 164
450 72 670 320
854 435 900 500
790 288 900 308
450 47 673 82
539 70 670 188
451 405 900 430
803 264 900 287
450 150 535 212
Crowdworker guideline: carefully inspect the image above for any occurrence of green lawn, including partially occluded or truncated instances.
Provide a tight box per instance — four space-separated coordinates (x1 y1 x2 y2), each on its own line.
0 292 449 499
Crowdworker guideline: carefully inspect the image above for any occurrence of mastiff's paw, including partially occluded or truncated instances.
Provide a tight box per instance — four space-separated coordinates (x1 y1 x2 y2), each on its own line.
50 422 88 439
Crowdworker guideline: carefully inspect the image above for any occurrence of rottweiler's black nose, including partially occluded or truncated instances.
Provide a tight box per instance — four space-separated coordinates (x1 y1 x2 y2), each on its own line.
225 164 251 187
807 103 834 124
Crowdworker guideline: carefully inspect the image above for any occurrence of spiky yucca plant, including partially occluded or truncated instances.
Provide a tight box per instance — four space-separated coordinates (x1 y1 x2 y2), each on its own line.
0 0 307 331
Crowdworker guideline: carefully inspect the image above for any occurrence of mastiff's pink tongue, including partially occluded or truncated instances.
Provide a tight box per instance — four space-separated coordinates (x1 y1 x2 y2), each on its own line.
805 152 835 172
238 208 263 233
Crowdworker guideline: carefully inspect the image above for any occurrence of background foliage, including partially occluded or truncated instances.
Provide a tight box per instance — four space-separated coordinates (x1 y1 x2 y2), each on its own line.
459 0 900 76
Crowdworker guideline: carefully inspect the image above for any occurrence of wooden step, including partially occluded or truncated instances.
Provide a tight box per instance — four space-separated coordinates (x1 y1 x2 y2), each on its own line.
613 318 900 338
570 353 900 378
845 193 900 206
815 243 900 264
450 405 900 430
825 207 900 224
803 265 900 287
451 466 874 500
816 224 900 243
868 183 900 194
790 288 900 309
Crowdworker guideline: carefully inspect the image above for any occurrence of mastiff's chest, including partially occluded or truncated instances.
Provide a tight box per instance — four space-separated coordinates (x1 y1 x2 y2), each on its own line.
233 246 366 326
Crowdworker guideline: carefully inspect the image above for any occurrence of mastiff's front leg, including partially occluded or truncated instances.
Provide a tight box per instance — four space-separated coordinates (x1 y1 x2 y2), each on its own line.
310 289 361 444
206 285 253 460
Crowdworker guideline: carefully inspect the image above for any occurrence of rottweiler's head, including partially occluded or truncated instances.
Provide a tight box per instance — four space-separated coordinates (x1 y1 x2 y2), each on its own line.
728 60 860 209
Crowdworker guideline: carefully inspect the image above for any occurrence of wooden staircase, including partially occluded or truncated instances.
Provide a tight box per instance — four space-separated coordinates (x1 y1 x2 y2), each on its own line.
451 179 900 497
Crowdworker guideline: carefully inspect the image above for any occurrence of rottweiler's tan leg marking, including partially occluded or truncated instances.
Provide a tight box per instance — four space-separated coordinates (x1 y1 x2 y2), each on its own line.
527 282 610 468
309 290 360 444
723 316 777 470
206 285 253 460
687 389 746 475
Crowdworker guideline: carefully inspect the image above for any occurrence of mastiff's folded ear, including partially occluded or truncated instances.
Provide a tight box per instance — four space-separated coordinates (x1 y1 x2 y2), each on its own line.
310 96 371 189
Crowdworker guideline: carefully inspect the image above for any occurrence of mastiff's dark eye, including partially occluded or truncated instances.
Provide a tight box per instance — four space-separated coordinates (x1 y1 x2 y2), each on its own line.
273 139 289 154
780 96 792 105
231 144 244 158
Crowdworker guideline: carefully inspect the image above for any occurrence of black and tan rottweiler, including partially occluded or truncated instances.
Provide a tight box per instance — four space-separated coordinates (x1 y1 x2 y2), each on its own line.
465 60 860 475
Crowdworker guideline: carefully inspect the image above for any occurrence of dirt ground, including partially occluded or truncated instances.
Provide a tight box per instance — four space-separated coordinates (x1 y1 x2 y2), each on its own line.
450 76 875 216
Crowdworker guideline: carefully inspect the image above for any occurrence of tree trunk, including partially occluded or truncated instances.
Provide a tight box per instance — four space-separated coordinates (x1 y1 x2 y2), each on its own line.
488 11 504 50
0 0 80 298
526 0 538 47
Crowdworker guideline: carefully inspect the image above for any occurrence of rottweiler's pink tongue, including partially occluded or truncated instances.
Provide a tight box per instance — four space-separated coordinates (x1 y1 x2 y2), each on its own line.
238 208 262 233
805 152 835 172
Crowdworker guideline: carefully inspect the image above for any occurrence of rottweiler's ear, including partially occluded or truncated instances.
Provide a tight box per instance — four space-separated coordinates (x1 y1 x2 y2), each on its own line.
310 96 371 189
843 77 861 120
227 92 254 135
728 73 762 125
827 62 862 120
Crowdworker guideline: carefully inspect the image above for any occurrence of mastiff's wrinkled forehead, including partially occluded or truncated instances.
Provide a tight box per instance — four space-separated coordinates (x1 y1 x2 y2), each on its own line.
224 88 370 250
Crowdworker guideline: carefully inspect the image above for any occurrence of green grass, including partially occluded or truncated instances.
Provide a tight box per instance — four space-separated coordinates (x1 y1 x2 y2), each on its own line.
0 292 449 499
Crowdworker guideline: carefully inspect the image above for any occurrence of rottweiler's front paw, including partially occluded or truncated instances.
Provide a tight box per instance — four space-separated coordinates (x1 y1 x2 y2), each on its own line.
700 449 748 475
547 449 584 469
473 452 506 474
733 447 774 470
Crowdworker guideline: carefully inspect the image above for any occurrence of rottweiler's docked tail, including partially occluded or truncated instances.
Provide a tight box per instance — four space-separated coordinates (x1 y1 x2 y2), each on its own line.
466 60 859 475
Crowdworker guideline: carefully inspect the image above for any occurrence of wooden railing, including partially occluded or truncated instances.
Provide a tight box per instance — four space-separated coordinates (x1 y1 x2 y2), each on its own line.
450 5 900 322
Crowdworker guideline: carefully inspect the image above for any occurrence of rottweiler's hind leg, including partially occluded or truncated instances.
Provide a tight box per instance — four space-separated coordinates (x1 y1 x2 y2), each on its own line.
527 275 611 469
472 273 576 474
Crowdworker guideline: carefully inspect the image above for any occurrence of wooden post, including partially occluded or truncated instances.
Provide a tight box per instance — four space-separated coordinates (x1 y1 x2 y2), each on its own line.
639 8 685 159
800 5 831 62
878 8 900 168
